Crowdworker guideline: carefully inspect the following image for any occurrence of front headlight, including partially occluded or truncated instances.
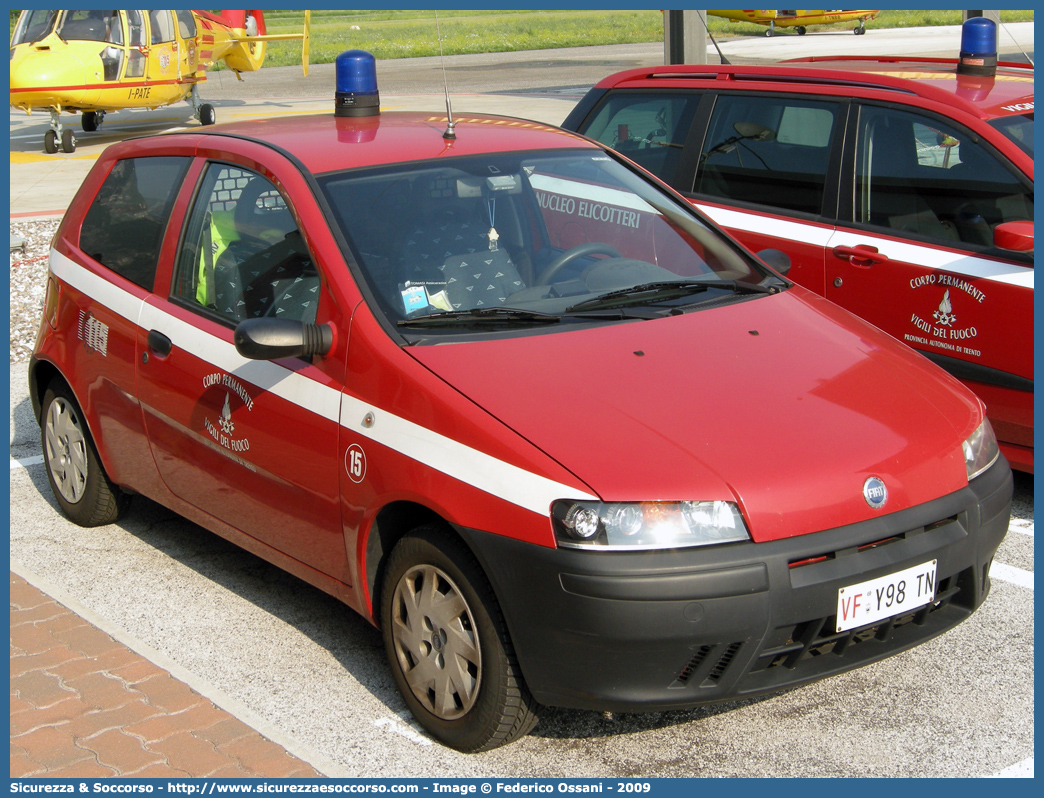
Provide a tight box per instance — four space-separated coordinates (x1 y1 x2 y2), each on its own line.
962 417 1000 481
552 499 751 550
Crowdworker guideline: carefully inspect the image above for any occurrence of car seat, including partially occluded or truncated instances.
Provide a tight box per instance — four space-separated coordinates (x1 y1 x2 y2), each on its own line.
395 177 527 312
211 177 319 323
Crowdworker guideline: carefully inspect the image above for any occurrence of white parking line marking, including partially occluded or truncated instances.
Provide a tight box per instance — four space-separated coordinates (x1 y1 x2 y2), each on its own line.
10 455 44 470
986 757 1033 777
373 714 433 746
990 562 1034 591
1007 519 1034 537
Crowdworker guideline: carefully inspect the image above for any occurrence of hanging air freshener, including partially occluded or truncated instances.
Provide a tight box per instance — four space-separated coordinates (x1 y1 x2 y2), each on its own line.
487 197 499 251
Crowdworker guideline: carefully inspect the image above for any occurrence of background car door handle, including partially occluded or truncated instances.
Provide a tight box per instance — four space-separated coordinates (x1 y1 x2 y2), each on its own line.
146 329 172 358
832 244 889 268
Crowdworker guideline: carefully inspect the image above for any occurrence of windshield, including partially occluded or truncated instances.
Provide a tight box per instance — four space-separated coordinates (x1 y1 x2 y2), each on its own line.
11 10 58 45
989 114 1034 157
319 149 779 335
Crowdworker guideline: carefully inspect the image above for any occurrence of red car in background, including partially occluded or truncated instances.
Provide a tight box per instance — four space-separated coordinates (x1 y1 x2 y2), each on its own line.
562 19 1034 472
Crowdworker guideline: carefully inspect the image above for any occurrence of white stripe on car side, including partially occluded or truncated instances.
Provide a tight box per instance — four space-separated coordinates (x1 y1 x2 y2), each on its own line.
339 393 597 516
50 249 146 326
694 204 836 249
694 203 1034 289
49 249 597 517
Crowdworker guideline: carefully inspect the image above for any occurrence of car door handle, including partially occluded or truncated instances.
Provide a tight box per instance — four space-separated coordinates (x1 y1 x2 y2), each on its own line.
146 330 172 358
832 244 889 268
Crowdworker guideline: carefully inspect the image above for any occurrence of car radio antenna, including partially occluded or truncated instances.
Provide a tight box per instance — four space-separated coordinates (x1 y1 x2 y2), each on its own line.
436 11 457 140
696 10 730 65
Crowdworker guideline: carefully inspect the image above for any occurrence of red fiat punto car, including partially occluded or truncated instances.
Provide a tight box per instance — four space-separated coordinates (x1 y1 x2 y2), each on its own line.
562 19 1034 473
31 55 1011 752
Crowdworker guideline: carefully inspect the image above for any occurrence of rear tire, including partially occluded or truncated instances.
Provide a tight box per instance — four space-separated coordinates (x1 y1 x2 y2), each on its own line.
81 111 101 132
380 526 538 752
41 381 129 526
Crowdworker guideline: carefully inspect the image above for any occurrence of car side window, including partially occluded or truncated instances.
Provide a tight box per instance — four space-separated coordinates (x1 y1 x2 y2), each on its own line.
693 94 840 216
855 106 1034 249
173 164 320 325
579 93 700 186
79 156 190 290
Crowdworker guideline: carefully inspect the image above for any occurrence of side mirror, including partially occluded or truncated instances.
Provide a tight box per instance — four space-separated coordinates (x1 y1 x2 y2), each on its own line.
234 318 333 360
994 220 1033 254
757 248 791 276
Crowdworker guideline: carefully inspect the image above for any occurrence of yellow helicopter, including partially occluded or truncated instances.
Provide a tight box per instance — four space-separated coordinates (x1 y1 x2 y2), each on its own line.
708 9 879 37
10 9 310 153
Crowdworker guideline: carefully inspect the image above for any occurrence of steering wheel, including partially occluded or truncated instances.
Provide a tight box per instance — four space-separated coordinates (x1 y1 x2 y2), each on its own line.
537 242 622 285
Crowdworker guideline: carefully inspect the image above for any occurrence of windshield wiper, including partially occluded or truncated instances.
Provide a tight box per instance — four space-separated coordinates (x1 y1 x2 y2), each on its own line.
397 307 563 328
566 279 776 312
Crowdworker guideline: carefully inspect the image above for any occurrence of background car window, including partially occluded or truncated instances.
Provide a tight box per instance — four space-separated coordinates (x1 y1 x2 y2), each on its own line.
989 115 1033 157
174 164 320 325
693 94 839 216
855 106 1034 248
579 93 700 186
79 156 190 290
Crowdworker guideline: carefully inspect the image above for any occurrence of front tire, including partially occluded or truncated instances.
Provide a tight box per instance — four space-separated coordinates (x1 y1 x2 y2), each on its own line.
41 381 129 526
199 103 216 126
380 526 538 752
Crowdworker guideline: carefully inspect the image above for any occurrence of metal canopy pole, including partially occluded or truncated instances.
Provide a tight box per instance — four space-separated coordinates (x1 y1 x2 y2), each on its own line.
664 10 708 65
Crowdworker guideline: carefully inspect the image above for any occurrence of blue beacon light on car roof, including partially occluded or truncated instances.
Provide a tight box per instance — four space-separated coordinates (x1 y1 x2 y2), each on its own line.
958 17 998 77
335 49 380 117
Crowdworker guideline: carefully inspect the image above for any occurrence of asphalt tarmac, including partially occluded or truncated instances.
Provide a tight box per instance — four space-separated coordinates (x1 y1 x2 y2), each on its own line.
9 25 1036 778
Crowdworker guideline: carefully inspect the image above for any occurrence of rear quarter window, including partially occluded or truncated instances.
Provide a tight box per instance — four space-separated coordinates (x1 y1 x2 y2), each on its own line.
78 156 190 290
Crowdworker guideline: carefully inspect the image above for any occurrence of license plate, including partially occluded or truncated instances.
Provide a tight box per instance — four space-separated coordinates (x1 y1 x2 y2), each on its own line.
836 560 937 633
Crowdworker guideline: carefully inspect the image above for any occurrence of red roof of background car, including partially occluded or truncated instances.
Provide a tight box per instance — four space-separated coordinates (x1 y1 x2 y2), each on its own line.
593 58 1033 122
198 111 591 175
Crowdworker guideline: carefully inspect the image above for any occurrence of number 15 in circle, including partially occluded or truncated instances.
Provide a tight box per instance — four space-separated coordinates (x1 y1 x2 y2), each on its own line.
345 444 367 483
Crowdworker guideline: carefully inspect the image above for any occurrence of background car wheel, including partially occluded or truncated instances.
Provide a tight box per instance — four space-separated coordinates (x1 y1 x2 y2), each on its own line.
199 103 216 126
41 381 129 527
44 130 58 154
380 526 539 752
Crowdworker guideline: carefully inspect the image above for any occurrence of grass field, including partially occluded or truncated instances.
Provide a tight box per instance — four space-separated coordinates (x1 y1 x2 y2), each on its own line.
257 9 1035 67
